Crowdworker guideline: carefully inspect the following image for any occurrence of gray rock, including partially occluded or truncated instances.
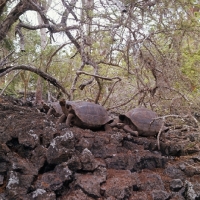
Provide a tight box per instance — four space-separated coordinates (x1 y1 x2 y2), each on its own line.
80 148 97 171
75 174 102 198
35 172 64 191
185 181 197 200
101 169 134 199
6 171 35 199
0 162 7 173
170 179 183 191
54 162 73 182
151 190 170 200
164 165 185 179
46 132 75 164
67 155 82 171
31 145 47 171
30 189 56 200
18 130 39 148
0 175 4 185
138 173 165 191
129 192 148 200
59 189 94 200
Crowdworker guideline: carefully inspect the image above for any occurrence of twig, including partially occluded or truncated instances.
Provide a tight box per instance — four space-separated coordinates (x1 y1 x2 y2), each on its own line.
94 77 102 104
107 91 140 111
102 78 121 106
76 71 121 81
157 119 165 151
45 42 69 71
153 114 199 150
0 65 70 98
0 70 22 95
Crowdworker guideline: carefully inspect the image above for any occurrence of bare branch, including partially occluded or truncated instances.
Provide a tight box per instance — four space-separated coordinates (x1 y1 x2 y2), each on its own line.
154 114 200 150
102 78 121 106
15 22 25 51
61 0 78 22
107 91 140 111
76 71 121 81
45 42 70 72
79 78 94 90
0 51 14 68
0 0 7 16
16 21 79 32
0 65 70 98
0 70 21 95
0 0 35 41
94 77 102 104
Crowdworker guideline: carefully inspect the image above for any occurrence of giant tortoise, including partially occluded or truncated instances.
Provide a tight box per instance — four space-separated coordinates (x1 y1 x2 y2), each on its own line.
59 99 113 131
46 102 63 117
112 107 165 137
41 101 63 117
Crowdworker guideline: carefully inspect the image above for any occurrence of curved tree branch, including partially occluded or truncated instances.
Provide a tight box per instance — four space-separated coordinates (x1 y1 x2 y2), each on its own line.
102 78 121 106
0 0 7 16
76 71 121 81
0 0 35 41
0 65 70 99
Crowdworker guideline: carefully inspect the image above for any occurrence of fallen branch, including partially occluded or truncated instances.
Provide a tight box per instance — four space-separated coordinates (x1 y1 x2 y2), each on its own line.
154 114 199 150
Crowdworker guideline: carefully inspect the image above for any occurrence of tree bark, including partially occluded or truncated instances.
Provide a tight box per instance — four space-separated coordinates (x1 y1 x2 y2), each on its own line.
0 0 35 41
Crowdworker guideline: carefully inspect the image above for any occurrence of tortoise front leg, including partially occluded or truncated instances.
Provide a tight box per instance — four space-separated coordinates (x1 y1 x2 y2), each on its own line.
56 114 67 124
104 124 112 131
47 107 54 116
123 125 138 137
109 118 119 127
66 113 75 127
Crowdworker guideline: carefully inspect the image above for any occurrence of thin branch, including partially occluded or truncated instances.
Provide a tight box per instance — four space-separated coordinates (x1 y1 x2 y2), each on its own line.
154 114 199 150
79 77 94 90
45 42 70 72
157 120 165 151
102 78 121 106
0 0 7 16
107 91 140 111
76 71 121 81
0 50 14 67
17 21 79 32
0 70 22 95
94 77 102 104
0 65 70 98
70 62 85 100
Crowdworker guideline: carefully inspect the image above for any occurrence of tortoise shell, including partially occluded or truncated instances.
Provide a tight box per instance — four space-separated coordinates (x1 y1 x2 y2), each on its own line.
120 107 162 135
51 102 63 115
66 101 111 127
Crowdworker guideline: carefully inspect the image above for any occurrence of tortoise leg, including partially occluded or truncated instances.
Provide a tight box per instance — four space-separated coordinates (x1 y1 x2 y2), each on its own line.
123 125 138 137
56 114 67 124
104 124 112 131
109 118 119 127
47 107 54 116
66 113 75 127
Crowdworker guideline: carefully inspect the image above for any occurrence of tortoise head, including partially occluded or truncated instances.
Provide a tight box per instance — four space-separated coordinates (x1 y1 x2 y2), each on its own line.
119 114 126 122
59 99 66 107
59 99 69 116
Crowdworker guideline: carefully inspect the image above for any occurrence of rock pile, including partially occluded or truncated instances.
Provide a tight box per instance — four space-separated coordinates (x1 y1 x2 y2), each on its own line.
0 96 200 199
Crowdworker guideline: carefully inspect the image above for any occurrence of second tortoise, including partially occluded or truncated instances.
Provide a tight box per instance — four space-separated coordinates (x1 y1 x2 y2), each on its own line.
111 107 166 137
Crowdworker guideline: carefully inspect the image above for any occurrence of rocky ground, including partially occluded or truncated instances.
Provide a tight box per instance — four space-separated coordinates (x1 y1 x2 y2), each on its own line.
0 95 200 200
